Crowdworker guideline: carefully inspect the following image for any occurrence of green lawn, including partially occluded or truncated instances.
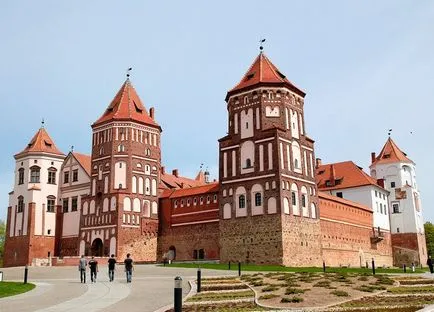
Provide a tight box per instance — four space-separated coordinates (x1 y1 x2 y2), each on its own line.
160 262 425 274
0 282 35 298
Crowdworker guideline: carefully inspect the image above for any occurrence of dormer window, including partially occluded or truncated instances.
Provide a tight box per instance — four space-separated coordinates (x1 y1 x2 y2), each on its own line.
134 101 143 113
325 180 332 187
383 154 391 159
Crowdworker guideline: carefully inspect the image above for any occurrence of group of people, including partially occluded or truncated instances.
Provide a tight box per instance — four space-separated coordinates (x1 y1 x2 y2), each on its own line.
78 253 134 283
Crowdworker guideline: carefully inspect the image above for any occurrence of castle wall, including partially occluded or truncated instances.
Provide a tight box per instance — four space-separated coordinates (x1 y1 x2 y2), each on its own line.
391 232 427 266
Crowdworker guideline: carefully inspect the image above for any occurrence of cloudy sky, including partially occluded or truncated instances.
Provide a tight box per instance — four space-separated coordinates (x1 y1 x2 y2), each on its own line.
0 1 433 221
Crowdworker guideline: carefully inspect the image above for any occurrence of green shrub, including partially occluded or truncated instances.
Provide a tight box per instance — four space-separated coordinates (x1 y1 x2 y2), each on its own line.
281 296 304 303
285 287 305 295
261 285 279 292
314 280 331 287
251 280 264 287
358 276 369 281
354 284 385 292
259 293 279 300
331 290 349 297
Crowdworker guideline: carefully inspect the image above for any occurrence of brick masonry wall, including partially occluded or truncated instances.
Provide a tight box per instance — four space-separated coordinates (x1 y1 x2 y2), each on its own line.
158 222 220 261
219 214 284 265
392 233 427 266
58 237 80 257
281 215 323 267
3 235 30 267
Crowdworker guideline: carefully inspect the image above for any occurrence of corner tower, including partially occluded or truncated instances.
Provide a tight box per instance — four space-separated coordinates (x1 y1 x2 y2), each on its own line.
79 78 161 261
218 52 322 266
4 124 65 267
370 137 426 266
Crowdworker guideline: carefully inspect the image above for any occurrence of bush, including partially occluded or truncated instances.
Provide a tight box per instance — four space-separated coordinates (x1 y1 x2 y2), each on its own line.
281 296 304 303
251 280 264 287
314 280 331 288
331 290 350 297
358 276 369 281
259 294 279 300
261 285 279 292
375 275 394 285
354 284 385 292
285 287 305 295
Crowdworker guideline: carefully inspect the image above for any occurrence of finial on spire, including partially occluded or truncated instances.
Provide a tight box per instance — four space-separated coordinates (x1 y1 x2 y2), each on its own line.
259 38 266 52
200 163 204 170
126 67 132 79
71 145 74 152
41 118 45 129
388 129 392 136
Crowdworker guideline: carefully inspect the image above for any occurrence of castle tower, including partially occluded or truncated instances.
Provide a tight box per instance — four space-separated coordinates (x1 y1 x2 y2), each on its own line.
4 125 65 267
370 137 427 266
78 78 162 261
218 52 322 266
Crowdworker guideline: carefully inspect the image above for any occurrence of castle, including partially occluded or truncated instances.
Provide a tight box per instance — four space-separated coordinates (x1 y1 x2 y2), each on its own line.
3 52 426 268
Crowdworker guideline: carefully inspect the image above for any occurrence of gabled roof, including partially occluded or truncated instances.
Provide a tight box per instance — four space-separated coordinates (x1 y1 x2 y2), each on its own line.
318 191 372 213
226 52 305 100
160 171 207 190
72 152 91 176
93 79 159 128
15 127 64 159
195 170 205 183
160 182 219 199
316 161 381 191
371 137 413 166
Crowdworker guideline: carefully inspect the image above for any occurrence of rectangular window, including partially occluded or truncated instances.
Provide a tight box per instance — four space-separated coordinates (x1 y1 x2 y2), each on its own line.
64 171 69 184
391 182 396 188
392 202 400 213
30 168 40 183
62 198 69 213
18 169 24 185
72 169 78 182
397 227 400 233
17 197 24 213
336 192 343 198
48 171 56 184
47 199 55 212
375 190 378 197
71 197 78 212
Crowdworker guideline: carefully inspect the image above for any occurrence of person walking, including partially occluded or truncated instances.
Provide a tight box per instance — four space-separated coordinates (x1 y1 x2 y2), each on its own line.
78 255 87 283
89 256 99 283
124 253 133 283
427 256 433 274
108 254 116 282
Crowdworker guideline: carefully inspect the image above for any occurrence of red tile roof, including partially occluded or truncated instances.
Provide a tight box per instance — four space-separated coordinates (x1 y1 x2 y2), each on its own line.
160 171 207 190
15 127 64 158
93 79 160 128
72 152 91 176
161 182 219 199
316 161 380 191
371 137 413 166
318 191 372 212
226 52 305 100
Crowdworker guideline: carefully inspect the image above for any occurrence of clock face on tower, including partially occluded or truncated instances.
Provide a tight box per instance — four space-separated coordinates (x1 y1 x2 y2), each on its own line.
265 106 280 117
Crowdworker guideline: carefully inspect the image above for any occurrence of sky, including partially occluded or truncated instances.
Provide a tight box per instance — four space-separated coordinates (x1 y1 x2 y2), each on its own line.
0 1 433 221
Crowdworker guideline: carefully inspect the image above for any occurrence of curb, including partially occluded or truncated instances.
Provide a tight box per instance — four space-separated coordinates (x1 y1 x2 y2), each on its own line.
153 279 195 312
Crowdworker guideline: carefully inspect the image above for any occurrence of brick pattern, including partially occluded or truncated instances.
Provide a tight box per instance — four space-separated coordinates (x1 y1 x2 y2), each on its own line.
391 233 427 266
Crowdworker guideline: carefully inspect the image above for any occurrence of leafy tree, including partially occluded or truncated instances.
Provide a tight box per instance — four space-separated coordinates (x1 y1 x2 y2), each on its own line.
424 222 434 257
0 219 5 260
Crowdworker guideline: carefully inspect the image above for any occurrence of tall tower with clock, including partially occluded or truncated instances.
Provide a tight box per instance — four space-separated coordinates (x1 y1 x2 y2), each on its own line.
218 51 322 266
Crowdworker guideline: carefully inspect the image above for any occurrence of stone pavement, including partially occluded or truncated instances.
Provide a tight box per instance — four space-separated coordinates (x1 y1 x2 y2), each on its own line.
0 264 237 312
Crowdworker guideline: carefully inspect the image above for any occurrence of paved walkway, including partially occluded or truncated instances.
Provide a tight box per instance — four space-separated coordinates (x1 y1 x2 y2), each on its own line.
0 264 237 312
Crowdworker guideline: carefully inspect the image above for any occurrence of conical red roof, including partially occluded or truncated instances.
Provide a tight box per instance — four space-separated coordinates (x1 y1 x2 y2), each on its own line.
371 137 413 166
15 127 64 158
93 79 159 128
226 52 305 100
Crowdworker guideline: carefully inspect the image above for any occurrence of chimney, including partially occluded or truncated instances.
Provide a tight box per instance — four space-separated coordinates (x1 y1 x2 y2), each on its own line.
377 178 385 188
149 107 155 119
172 169 178 177
315 158 322 169
160 166 165 175
371 152 376 164
330 164 336 185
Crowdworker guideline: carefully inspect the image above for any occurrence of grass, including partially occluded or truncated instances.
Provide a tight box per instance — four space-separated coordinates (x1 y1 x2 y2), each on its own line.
165 302 268 311
399 279 434 285
0 282 35 298
354 284 386 292
261 285 279 292
202 284 248 291
388 286 434 294
285 287 305 295
258 293 279 300
186 290 254 302
331 290 350 297
281 296 303 303
160 262 425 274
341 294 434 308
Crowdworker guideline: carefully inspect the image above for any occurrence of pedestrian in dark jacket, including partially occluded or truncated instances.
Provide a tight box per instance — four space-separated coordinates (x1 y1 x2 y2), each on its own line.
427 256 433 274
124 253 133 283
108 254 116 282
89 256 99 283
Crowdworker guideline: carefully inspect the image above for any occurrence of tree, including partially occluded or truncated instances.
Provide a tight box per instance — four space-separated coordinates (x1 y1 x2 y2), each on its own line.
424 222 434 257
0 219 5 261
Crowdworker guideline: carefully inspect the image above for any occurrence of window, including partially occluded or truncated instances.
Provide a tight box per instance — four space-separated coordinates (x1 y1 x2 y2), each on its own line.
47 197 55 212
146 148 151 156
206 196 210 204
392 202 400 213
48 169 56 184
255 193 262 206
118 144 125 152
193 198 197 205
72 169 78 182
174 200 178 208
239 195 246 208
375 190 378 197
17 196 24 213
294 159 299 169
71 197 78 212
291 192 296 205
64 171 69 184
200 197 204 205
30 166 40 183
18 168 24 185
325 180 332 187
380 203 383 214
397 227 400 233
187 199 190 206
391 182 396 188
336 192 343 198
245 158 252 168
62 198 69 213
180 200 184 207
213 194 217 202
246 122 249 129
301 195 306 208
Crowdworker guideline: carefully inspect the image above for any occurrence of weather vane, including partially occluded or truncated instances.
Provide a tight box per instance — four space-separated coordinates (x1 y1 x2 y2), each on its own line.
259 38 266 51
126 67 132 78
41 118 45 129
388 129 392 136
71 145 74 152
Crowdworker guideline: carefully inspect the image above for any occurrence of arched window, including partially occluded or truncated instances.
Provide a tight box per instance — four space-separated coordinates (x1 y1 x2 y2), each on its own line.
200 197 204 205
291 191 296 206
17 196 24 213
255 193 262 206
239 195 246 208
146 148 151 156
174 200 178 208
206 196 210 204
30 166 40 183
302 194 306 208
246 158 252 168
193 198 197 205
118 144 125 152
294 159 299 169
18 168 25 185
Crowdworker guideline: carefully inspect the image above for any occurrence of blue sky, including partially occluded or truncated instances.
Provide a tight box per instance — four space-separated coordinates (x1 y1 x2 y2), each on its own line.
0 1 433 221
